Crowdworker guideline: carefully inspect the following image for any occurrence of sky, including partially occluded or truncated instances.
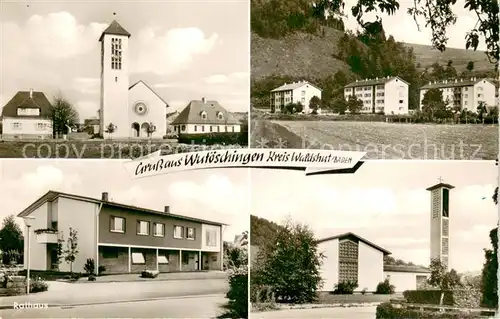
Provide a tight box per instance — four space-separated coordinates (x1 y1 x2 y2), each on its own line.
0 160 249 243
344 0 487 51
0 0 250 122
251 161 497 273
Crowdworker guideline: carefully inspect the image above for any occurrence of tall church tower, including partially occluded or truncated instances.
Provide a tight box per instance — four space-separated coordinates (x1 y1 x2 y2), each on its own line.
426 179 454 271
99 20 131 138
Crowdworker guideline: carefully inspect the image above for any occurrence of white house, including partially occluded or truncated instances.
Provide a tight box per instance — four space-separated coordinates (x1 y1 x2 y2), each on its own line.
99 20 169 139
170 98 241 135
344 76 410 115
419 77 497 112
1 89 53 139
317 232 430 293
270 81 322 114
384 265 431 292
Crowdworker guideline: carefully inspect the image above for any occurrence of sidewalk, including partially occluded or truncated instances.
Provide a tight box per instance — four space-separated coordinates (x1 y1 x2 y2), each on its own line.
0 277 228 309
74 270 228 283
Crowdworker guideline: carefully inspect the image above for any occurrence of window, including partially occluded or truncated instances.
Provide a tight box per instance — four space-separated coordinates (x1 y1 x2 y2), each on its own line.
206 229 217 247
111 38 122 70
131 252 145 264
136 220 150 235
301 98 305 104
174 225 184 239
232 126 235 132
201 112 207 119
17 108 40 116
187 227 195 240
181 125 186 131
12 122 21 130
182 252 189 265
465 101 468 105
464 94 468 98
36 122 46 130
338 239 359 283
225 126 228 132
194 126 197 132
442 188 449 217
201 126 205 132
153 222 165 237
210 126 213 132
217 126 220 132
110 216 125 233
158 254 169 264
399 100 403 103
217 112 223 120
102 246 119 259
301 90 306 96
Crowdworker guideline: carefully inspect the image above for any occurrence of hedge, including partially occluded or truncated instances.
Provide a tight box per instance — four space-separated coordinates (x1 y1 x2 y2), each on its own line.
178 132 247 146
376 302 481 319
403 290 454 305
403 289 482 308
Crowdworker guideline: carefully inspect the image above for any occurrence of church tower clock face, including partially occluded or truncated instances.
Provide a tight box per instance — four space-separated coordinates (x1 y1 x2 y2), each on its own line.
134 102 148 115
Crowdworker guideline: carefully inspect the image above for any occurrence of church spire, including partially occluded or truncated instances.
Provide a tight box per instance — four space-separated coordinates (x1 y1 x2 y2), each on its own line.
99 20 131 42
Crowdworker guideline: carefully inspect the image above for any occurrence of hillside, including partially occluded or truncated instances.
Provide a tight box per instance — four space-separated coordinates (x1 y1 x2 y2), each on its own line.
251 28 494 80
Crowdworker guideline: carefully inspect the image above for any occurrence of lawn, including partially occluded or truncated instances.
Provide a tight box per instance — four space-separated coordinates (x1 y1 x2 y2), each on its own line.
250 120 498 160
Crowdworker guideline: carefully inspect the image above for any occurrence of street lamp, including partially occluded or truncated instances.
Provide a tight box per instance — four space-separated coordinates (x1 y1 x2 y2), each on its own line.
23 216 35 295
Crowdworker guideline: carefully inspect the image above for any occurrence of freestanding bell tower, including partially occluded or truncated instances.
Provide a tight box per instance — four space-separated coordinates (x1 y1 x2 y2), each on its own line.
426 178 454 271
99 20 131 138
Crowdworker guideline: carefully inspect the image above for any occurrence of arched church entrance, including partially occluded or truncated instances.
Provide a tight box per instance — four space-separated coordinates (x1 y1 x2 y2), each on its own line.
141 122 150 137
131 123 140 137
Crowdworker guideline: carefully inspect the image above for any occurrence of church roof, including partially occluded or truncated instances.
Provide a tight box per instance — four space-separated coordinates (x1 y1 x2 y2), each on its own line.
317 232 392 256
99 20 131 41
384 264 431 273
426 183 455 191
129 80 169 107
171 99 242 125
1 91 52 119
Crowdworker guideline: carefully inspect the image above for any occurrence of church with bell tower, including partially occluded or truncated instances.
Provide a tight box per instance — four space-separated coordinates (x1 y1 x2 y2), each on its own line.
426 178 454 271
99 20 168 139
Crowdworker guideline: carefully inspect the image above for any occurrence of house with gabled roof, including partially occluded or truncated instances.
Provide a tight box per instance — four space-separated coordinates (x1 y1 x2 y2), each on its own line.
171 97 241 135
98 20 169 139
344 76 409 115
18 190 226 274
270 80 322 114
419 77 497 111
317 232 430 293
1 89 53 139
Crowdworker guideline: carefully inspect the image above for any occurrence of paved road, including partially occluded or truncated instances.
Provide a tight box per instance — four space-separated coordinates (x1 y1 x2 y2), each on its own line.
0 294 227 318
252 306 377 319
1 278 228 306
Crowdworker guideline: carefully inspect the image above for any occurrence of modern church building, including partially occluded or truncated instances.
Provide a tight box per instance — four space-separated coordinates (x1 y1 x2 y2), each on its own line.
98 21 169 139
317 181 453 293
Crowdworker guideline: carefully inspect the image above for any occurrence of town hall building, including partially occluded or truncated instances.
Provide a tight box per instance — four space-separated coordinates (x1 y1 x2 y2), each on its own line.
99 20 169 139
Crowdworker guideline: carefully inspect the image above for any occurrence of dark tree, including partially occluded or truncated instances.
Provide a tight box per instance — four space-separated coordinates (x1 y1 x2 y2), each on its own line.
481 185 498 308
254 218 324 303
346 95 363 114
421 88 446 120
0 215 23 264
309 96 322 113
466 61 475 72
52 95 79 137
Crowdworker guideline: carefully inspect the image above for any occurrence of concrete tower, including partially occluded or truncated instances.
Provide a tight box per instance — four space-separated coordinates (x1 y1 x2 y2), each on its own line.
426 179 455 271
99 20 131 138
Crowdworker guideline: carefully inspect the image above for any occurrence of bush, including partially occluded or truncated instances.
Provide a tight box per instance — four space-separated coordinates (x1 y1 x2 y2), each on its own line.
88 275 96 282
140 270 159 278
333 281 358 294
452 287 481 309
98 265 106 275
403 290 453 305
29 277 48 293
178 132 244 145
219 270 248 318
376 302 482 319
83 258 95 274
376 279 395 294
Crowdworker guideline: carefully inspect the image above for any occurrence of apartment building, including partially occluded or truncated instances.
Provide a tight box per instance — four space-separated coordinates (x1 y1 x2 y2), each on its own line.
344 76 409 115
419 77 497 111
270 81 322 114
18 191 225 274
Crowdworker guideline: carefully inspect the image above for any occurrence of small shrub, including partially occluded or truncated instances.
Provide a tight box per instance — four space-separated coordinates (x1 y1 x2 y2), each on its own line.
376 279 396 294
83 258 95 274
88 275 96 282
140 270 159 278
361 288 368 295
29 277 48 293
98 265 106 275
333 281 358 294
403 290 453 305
375 302 482 318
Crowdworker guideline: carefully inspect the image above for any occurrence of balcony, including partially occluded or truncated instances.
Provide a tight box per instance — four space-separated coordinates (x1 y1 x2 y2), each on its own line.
34 228 58 244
